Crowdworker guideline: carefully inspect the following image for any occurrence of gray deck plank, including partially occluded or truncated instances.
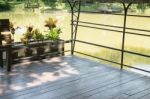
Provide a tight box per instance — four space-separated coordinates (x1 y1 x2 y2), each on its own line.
0 56 150 99
61 76 145 99
85 76 150 99
0 59 114 96
1 69 116 99
125 88 150 99
140 93 150 99
16 70 144 99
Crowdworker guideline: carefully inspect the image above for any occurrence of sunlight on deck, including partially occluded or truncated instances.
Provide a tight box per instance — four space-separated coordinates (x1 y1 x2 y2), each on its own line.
0 56 81 93
0 56 150 99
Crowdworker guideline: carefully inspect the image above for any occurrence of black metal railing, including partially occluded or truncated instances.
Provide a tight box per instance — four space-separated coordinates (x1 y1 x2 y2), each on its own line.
67 0 150 73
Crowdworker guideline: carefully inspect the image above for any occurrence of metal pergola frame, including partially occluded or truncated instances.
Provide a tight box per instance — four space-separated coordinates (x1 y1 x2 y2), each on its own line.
66 0 150 73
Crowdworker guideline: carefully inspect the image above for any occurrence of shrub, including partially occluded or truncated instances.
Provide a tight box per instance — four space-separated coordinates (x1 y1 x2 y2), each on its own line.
0 2 11 11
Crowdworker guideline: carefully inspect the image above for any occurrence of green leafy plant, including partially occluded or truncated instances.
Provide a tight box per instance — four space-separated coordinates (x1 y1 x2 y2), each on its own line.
45 27 62 41
44 17 62 41
24 25 34 40
32 28 44 41
20 35 33 57
10 22 15 35
20 25 34 44
20 36 29 45
32 28 45 55
0 2 12 11
20 25 34 56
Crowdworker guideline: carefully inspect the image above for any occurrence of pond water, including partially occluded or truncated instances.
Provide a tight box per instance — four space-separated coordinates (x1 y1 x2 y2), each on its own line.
0 11 149 48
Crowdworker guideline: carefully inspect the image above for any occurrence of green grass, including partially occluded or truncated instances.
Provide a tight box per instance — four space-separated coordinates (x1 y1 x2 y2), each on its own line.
78 46 150 70
124 47 150 65
96 46 150 64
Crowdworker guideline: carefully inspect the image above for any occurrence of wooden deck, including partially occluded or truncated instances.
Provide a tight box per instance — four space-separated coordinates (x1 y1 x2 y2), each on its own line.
0 56 150 99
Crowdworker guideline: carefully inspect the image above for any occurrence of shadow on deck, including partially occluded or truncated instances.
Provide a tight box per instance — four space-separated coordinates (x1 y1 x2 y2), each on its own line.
0 56 150 99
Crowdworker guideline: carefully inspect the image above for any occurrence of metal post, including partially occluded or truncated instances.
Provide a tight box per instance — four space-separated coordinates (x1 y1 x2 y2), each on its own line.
72 0 81 55
121 1 133 69
71 5 74 55
6 45 12 72
0 32 3 68
67 0 81 55
67 0 74 55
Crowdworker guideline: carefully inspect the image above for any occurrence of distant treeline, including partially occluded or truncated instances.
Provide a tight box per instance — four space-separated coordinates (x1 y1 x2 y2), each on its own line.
0 1 12 11
0 0 149 11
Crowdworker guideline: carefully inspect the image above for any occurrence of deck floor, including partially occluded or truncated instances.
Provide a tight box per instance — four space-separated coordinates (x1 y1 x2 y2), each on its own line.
0 56 150 99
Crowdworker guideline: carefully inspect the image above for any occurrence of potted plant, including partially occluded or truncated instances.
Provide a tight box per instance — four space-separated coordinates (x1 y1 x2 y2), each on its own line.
20 36 32 57
10 22 15 41
2 21 14 44
45 27 63 56
21 25 33 57
9 22 18 59
45 17 57 30
32 28 45 55
44 17 64 57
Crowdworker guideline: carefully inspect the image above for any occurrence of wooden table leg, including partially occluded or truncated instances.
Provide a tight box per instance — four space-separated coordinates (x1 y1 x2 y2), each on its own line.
6 45 12 72
0 51 3 68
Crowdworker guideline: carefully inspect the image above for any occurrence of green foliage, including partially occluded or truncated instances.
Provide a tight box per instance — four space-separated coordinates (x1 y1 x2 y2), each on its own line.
16 0 24 1
42 0 57 8
45 28 62 41
20 36 29 45
21 25 33 45
24 26 33 40
24 0 39 9
32 29 44 41
89 46 150 67
80 2 99 11
0 2 12 11
44 17 62 41
94 49 121 63
136 3 146 13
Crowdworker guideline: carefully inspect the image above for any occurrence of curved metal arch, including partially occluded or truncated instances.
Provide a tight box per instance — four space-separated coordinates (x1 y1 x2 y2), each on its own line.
120 0 135 69
67 0 81 55
66 0 149 71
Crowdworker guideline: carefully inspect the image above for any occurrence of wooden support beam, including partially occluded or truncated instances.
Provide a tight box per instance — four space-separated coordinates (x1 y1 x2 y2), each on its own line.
0 19 10 68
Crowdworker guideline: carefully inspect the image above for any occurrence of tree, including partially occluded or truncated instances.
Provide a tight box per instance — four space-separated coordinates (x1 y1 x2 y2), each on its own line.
42 0 57 8
0 0 11 11
137 3 146 13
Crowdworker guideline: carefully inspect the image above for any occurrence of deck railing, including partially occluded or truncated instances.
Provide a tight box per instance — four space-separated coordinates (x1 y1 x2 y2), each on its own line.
67 0 150 73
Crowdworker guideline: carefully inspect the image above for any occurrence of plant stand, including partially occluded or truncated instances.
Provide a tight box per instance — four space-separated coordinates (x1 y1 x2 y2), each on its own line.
12 40 64 63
